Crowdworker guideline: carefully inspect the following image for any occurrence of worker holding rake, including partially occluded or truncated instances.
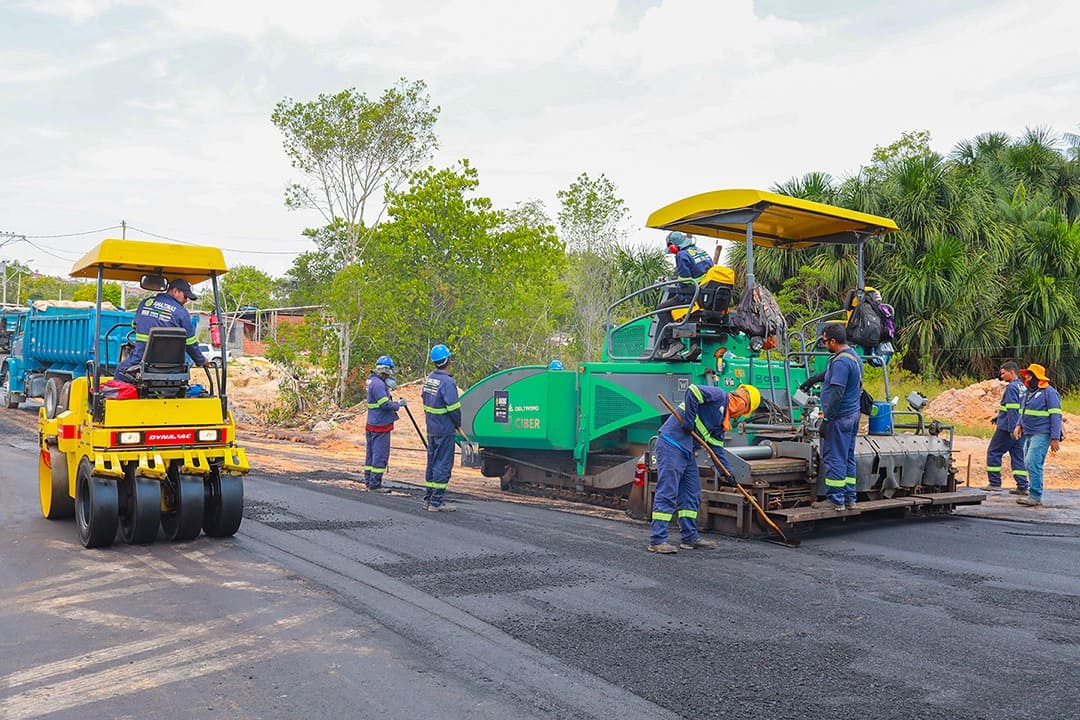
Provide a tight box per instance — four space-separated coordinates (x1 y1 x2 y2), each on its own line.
649 383 761 554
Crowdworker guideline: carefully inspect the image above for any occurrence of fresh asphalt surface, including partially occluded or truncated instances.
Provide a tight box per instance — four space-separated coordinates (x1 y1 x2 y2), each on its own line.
1 416 1077 720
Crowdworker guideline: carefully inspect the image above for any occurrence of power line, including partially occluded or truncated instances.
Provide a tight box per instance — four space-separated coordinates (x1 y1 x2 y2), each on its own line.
23 225 123 239
23 239 78 262
124 224 305 255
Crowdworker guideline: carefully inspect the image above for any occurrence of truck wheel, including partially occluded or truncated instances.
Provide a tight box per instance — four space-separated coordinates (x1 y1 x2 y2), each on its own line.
203 469 243 538
1 374 18 409
44 377 62 418
118 470 161 544
75 459 118 549
57 381 71 416
161 471 205 542
39 447 75 520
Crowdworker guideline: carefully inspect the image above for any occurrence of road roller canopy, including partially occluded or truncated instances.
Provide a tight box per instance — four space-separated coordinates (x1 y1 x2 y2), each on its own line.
69 239 229 282
646 189 898 250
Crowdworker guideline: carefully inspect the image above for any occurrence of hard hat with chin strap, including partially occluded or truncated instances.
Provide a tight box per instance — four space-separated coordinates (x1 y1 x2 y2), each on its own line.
375 354 395 370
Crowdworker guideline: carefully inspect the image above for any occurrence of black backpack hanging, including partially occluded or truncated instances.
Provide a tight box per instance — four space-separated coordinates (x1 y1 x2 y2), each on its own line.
846 300 882 349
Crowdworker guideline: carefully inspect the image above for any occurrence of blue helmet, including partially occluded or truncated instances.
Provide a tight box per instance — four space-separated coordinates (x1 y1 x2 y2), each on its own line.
666 230 692 249
375 355 394 369
430 344 451 365
548 360 564 370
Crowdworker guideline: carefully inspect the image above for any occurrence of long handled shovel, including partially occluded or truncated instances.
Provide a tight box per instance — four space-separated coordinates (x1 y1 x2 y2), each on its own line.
658 394 799 547
401 403 427 449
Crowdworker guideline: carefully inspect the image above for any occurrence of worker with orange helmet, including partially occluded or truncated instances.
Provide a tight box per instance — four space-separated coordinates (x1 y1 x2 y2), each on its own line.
648 383 761 554
1013 363 1062 507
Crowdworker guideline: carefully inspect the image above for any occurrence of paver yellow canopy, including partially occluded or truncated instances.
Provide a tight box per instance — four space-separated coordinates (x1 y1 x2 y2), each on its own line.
647 188 899 289
38 238 249 548
646 188 898 248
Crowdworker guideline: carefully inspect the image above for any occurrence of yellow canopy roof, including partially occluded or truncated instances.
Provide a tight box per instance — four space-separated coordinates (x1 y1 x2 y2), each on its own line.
69 239 229 282
646 189 898 249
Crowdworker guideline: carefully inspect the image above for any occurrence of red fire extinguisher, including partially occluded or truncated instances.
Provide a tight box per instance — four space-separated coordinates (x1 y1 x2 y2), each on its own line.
633 460 647 487
209 313 222 346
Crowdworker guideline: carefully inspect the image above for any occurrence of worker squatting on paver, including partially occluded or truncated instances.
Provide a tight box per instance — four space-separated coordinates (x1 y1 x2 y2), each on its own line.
649 383 761 554
982 361 1029 494
364 355 403 493
1014 363 1062 508
422 344 461 512
812 323 863 512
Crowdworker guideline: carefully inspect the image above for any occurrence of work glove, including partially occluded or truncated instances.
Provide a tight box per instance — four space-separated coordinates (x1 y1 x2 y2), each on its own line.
398 398 407 407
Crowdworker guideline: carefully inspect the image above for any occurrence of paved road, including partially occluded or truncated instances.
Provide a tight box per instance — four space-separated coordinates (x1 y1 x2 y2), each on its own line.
1 420 1077 720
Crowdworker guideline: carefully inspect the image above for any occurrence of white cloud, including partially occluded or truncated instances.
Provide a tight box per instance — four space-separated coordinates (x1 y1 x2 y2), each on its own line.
4 0 1080 279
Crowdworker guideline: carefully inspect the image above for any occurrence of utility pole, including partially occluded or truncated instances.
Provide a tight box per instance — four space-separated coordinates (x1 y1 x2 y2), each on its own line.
120 220 127 308
0 232 29 306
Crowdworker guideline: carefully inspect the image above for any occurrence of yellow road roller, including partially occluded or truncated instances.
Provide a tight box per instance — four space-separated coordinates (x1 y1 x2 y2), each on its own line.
37 239 249 548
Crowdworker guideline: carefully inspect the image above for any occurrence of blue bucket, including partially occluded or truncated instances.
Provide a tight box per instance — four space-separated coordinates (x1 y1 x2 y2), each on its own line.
868 401 893 435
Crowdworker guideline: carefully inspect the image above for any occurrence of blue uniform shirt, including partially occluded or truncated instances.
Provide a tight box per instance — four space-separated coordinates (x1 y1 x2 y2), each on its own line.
821 347 862 418
1020 385 1062 440
422 368 461 436
366 373 401 430
995 378 1025 434
658 384 732 470
673 246 714 299
116 292 206 376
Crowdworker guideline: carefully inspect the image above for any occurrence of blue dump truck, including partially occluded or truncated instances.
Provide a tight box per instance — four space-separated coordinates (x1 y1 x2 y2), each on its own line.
0 306 25 356
0 301 135 416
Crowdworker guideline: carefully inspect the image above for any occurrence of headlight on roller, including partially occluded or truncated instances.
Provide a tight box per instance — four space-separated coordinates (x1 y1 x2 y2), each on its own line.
118 432 142 445
197 429 220 442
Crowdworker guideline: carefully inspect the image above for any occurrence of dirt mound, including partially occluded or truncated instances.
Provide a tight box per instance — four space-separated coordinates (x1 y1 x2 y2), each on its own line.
224 356 293 424
924 379 1003 426
926 379 1079 437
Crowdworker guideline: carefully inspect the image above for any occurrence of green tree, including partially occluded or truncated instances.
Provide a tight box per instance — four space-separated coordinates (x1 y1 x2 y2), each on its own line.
220 265 275 311
71 281 121 306
556 172 631 361
349 160 565 388
272 79 440 263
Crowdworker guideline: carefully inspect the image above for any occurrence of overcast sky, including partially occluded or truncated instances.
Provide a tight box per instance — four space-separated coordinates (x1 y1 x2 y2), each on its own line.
2 0 1078 279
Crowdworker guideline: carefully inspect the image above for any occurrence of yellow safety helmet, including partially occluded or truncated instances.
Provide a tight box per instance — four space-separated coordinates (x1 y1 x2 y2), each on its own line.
736 384 761 415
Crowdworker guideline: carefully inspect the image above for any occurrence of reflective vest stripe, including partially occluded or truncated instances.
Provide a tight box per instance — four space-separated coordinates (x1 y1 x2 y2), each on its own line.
424 401 462 415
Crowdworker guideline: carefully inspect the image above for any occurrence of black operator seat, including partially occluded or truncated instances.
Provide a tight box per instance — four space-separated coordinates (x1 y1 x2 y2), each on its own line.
135 327 190 398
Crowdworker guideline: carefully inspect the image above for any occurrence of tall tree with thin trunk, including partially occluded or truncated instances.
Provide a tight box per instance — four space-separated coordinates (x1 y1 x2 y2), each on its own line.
271 78 440 263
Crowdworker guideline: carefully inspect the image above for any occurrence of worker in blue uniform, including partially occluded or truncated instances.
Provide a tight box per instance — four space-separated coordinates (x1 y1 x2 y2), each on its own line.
364 355 402 493
981 361 1028 493
1014 363 1062 507
813 323 863 511
115 278 207 382
653 231 714 360
422 344 461 512
649 383 761 554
